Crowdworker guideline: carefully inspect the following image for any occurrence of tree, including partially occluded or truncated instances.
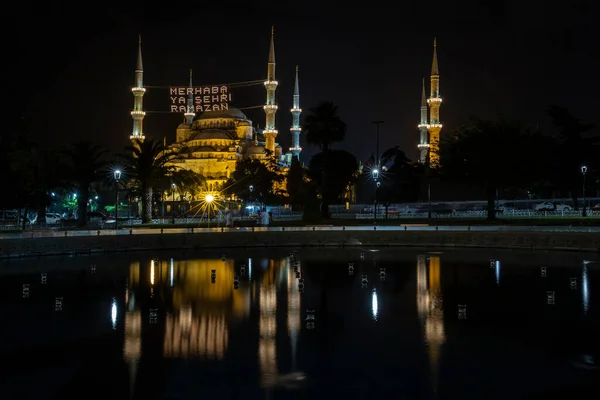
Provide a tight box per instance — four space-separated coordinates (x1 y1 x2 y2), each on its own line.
119 139 185 224
375 146 414 218
58 140 108 227
303 101 348 218
303 102 347 153
307 150 358 209
547 105 598 208
222 158 284 205
286 157 305 210
439 116 542 220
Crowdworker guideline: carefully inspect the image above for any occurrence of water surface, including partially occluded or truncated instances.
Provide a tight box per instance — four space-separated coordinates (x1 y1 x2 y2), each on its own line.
0 248 598 399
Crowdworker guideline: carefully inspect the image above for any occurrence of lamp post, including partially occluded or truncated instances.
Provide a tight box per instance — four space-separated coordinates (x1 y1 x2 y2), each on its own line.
581 165 588 217
206 194 214 228
171 183 176 224
114 170 121 230
372 121 384 225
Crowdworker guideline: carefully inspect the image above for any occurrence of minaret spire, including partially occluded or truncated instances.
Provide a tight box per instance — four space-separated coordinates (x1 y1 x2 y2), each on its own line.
130 35 146 142
263 26 278 154
184 69 195 125
427 38 442 167
417 78 430 163
431 38 439 76
290 65 302 160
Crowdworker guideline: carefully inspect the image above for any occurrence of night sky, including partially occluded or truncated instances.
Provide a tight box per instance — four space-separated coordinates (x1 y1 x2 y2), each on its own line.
9 0 599 163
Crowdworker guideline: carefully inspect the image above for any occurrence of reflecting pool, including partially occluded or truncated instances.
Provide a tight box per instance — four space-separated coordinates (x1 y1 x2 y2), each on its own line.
0 248 599 399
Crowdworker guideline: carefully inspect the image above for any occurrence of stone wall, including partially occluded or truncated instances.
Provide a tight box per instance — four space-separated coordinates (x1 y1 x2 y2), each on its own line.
0 230 599 259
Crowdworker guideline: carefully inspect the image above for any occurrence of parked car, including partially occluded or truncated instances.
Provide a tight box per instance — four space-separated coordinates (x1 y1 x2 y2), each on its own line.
59 211 116 226
32 212 63 225
533 201 573 212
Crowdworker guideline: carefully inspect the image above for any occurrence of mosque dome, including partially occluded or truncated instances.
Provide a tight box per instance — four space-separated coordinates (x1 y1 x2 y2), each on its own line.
196 107 247 121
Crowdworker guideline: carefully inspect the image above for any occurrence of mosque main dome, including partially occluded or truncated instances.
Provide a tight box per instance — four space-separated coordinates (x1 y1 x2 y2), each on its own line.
195 107 248 121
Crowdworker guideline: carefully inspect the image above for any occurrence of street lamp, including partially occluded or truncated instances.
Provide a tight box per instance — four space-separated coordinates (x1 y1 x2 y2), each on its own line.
581 165 588 217
114 170 121 230
171 183 176 224
372 121 384 225
206 194 214 228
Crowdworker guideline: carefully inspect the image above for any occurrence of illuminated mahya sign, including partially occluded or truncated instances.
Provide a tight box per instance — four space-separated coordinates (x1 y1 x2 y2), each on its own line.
169 86 231 112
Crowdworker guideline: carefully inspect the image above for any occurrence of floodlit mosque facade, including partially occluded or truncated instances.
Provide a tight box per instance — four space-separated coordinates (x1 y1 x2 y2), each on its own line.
128 29 302 193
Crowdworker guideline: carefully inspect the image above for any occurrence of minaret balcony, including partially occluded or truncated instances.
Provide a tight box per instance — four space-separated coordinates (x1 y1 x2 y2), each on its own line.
417 144 430 148
184 112 195 118
131 87 146 93
429 123 443 129
264 80 279 88
131 111 146 117
427 97 442 103
130 134 146 140
263 129 278 135
263 104 278 111
289 147 302 151
417 124 430 128
290 127 301 132
290 108 302 113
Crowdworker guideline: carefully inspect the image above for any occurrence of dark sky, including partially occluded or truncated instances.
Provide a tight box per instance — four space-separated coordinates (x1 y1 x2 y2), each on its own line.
9 0 600 163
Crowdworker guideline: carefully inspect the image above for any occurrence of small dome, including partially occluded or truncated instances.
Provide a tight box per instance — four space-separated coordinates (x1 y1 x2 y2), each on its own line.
196 107 247 120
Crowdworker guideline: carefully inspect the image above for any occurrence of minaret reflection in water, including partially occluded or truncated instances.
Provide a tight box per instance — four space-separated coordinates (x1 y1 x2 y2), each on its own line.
416 254 446 396
287 258 301 370
582 263 589 315
124 257 253 365
124 261 141 400
259 258 279 387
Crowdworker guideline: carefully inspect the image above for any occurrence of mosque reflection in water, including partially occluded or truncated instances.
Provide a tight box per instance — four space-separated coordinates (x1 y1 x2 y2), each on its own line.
108 250 595 397
122 254 302 391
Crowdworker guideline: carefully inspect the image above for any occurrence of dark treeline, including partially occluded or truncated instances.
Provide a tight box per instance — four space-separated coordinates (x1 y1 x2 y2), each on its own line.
1 104 598 226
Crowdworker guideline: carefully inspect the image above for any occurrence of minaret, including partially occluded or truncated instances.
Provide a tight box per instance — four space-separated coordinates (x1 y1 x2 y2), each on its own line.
417 78 430 164
130 35 146 142
426 38 442 167
263 26 278 154
289 65 302 160
184 69 195 125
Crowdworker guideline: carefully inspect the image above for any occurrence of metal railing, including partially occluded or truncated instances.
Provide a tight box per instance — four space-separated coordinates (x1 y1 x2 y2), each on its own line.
2 223 600 240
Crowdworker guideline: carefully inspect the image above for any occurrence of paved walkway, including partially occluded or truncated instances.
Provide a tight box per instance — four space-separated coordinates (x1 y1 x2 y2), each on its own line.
2 224 599 239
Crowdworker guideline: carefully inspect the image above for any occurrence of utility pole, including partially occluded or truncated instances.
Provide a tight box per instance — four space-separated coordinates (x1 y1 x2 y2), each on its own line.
372 121 384 225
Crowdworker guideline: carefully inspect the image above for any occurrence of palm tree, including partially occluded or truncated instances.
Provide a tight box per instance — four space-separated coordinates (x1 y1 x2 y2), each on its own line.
303 102 347 218
303 101 347 153
120 139 186 224
59 141 108 227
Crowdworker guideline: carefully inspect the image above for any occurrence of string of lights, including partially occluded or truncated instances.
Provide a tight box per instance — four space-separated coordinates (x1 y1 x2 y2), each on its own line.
145 79 265 90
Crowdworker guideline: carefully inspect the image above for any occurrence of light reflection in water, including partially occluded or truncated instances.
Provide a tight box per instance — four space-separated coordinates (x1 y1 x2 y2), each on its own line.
170 258 174 287
582 265 589 315
287 258 301 369
111 298 117 330
417 254 446 396
372 289 379 321
495 260 501 286
259 274 278 387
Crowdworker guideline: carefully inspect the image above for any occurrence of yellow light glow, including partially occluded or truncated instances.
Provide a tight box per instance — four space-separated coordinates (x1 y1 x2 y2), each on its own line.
205 194 214 203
